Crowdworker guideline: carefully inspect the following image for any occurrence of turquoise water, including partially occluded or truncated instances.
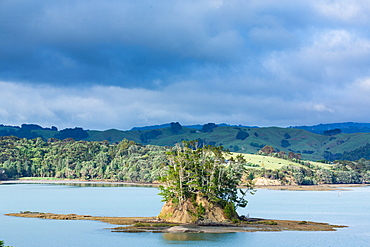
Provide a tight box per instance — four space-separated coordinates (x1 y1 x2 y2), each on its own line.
1 183 369 246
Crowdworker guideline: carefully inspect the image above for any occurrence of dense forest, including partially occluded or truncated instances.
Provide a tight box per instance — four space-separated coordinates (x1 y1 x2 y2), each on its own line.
0 136 168 182
0 136 370 185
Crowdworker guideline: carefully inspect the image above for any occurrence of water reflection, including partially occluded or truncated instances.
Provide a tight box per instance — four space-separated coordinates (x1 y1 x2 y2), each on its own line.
54 183 156 188
162 232 237 242
162 233 212 241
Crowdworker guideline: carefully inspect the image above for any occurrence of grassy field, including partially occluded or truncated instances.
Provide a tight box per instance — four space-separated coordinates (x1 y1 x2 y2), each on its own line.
232 153 332 170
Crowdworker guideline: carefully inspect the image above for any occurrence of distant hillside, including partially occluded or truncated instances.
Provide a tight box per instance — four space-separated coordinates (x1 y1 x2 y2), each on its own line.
1 122 370 161
131 123 259 130
130 123 172 131
291 122 370 134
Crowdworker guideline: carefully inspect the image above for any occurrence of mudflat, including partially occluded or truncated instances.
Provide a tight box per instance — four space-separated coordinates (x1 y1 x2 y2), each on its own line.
5 212 346 233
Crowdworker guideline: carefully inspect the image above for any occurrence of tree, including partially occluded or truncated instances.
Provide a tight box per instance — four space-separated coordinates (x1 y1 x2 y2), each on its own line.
236 131 249 140
55 127 88 140
158 141 254 223
324 128 341 136
281 139 291 148
201 123 217 133
0 240 12 247
139 130 162 143
0 168 7 180
258 145 275 155
170 122 182 134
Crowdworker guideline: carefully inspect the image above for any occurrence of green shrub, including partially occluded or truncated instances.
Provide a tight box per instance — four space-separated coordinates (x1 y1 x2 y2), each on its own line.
133 222 146 227
257 220 278 225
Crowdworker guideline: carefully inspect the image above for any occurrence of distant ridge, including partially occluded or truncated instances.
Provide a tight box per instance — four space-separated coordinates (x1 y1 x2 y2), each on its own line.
291 122 370 134
130 123 172 131
131 123 259 131
4 122 370 134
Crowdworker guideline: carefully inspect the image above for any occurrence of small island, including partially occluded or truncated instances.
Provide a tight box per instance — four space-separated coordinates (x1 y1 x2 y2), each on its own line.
5 211 345 233
5 141 347 233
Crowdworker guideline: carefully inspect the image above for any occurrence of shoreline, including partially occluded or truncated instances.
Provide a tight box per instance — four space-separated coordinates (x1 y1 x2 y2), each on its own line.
5 212 347 233
1 179 368 191
0 179 159 187
254 183 369 191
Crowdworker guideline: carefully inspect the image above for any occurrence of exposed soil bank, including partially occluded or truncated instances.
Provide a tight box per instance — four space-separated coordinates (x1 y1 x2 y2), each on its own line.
5 212 346 233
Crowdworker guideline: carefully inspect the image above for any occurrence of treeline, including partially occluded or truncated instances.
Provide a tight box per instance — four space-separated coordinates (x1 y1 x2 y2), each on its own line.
0 137 168 182
324 143 370 161
247 163 370 185
0 124 89 141
257 145 303 160
1 136 370 186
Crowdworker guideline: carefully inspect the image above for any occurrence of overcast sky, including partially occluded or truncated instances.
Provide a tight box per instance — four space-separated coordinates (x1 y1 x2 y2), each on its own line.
1 0 370 130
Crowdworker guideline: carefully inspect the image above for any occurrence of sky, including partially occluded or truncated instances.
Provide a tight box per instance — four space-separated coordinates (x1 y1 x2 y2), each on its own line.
1 0 370 130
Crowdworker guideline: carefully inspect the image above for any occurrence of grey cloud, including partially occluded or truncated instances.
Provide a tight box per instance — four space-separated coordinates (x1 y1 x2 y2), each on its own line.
0 0 324 87
262 29 370 92
1 77 369 130
0 0 249 86
1 1 370 128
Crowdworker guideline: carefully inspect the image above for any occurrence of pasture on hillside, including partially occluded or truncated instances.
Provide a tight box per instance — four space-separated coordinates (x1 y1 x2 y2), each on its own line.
232 153 332 170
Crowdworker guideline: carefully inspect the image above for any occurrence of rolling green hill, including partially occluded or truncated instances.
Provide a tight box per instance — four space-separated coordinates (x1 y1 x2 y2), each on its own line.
87 125 370 161
1 123 370 161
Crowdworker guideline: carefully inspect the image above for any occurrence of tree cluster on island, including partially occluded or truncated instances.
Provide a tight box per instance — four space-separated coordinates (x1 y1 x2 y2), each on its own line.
158 141 254 223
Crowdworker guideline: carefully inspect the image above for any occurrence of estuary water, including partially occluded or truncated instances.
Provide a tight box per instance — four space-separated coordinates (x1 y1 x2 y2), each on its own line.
1 183 369 247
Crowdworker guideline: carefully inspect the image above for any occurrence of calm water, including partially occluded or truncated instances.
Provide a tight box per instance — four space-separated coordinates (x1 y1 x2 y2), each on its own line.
1 183 369 247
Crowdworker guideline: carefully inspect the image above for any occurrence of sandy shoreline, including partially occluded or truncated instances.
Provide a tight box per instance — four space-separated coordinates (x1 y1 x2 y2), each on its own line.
1 179 367 191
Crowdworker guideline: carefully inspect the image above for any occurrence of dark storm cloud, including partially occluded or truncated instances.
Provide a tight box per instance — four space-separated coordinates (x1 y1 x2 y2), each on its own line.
0 0 248 87
0 0 327 87
1 0 370 129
